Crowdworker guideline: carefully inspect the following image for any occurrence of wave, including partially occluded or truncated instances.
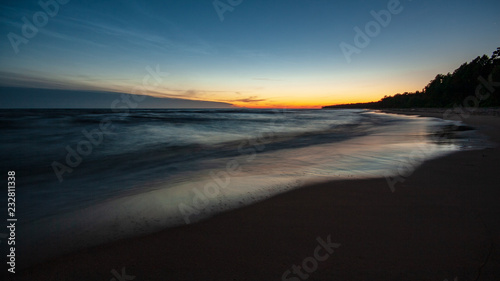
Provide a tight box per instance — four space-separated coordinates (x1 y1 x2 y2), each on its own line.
0 108 490 267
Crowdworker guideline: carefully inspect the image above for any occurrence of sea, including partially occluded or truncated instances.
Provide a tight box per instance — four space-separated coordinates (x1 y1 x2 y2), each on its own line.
0 108 488 266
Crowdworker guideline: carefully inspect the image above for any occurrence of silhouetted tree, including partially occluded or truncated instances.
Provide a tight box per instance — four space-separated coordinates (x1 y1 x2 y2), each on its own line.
323 47 500 109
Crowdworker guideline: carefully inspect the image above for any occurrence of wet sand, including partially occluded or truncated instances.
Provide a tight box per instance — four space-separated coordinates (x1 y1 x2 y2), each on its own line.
16 110 500 281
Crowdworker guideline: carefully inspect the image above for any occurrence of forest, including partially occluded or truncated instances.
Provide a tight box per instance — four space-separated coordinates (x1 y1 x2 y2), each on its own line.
324 47 500 109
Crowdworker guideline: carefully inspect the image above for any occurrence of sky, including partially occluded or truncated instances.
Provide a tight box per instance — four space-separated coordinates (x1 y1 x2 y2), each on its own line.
0 0 499 108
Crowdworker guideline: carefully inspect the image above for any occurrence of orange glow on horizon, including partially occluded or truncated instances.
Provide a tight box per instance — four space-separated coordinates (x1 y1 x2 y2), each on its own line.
97 71 419 110
230 97 383 109
234 104 323 109
143 91 384 109
109 82 398 109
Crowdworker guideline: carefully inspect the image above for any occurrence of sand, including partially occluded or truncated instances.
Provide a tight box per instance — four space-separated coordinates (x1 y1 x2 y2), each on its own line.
15 110 500 281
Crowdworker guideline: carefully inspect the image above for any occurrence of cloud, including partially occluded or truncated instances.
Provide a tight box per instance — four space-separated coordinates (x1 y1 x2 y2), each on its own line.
182 90 199 97
0 87 234 109
46 10 216 55
0 71 241 106
229 96 267 103
0 71 112 92
233 49 269 58
0 71 77 89
0 2 215 56
252 78 283 81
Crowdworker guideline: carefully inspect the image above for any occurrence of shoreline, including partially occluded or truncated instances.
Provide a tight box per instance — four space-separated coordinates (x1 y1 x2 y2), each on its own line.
16 110 500 280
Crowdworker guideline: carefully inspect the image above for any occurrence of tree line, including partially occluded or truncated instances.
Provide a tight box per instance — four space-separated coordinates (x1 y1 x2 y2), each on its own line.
324 47 500 109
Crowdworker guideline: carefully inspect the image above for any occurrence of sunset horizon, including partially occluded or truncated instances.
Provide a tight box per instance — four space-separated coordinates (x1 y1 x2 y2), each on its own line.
2 1 500 280
2 0 499 109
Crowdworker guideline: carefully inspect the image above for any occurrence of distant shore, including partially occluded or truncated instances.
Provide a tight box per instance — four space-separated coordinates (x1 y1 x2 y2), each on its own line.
381 107 500 117
17 109 500 281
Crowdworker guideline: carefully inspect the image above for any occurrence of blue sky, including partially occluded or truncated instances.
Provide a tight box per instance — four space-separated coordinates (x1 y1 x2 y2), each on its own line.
1 0 499 108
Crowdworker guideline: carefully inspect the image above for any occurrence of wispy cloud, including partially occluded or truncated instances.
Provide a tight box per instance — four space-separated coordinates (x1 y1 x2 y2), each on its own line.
47 15 176 53
252 78 283 81
233 49 270 58
0 2 216 56
229 96 267 103
0 70 107 92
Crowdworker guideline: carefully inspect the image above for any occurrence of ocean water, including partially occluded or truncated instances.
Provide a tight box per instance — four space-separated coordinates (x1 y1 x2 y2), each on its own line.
0 108 487 265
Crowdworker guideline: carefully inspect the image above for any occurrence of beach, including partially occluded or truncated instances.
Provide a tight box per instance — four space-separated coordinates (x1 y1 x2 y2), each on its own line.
2 0 499 279
15 110 500 281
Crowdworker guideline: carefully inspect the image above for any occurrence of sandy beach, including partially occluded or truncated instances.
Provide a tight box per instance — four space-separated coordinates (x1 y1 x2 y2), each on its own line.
16 110 500 281
2 0 498 279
